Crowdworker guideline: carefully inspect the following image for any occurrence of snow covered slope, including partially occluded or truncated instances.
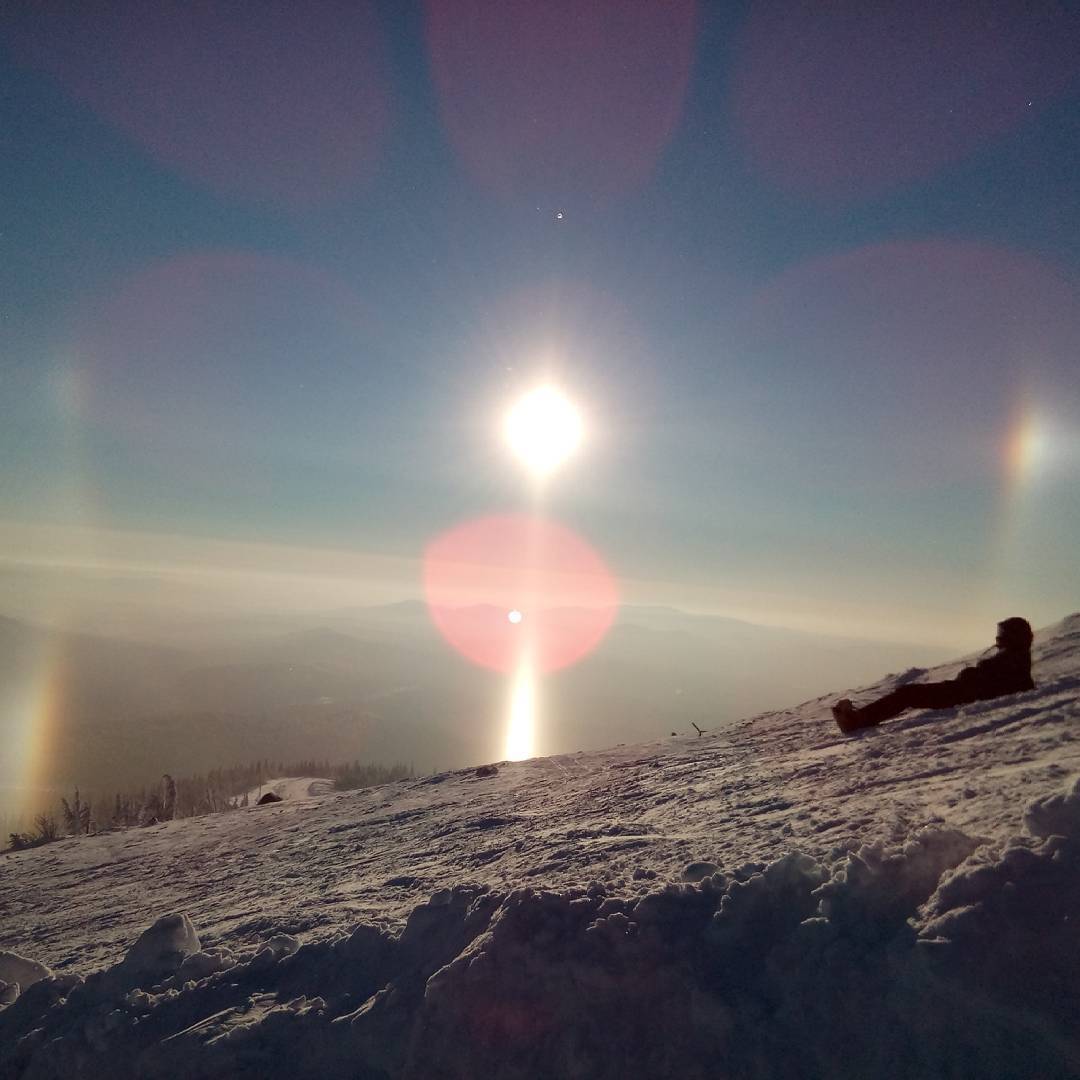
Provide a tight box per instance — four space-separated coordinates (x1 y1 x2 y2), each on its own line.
2 615 1079 1078
244 776 335 804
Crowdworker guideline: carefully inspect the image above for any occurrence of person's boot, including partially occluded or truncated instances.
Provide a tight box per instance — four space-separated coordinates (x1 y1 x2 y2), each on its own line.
832 698 858 733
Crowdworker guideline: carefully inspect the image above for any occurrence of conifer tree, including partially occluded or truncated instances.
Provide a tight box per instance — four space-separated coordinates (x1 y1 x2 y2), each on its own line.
60 789 91 835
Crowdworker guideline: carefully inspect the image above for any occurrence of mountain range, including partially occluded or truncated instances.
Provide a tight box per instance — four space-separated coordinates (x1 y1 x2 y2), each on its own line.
0 604 954 817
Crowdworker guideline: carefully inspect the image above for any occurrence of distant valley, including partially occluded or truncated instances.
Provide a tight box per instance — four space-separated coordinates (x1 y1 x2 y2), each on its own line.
0 604 953 822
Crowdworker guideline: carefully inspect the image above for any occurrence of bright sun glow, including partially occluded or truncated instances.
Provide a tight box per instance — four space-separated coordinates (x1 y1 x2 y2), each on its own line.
504 386 583 477
504 660 536 761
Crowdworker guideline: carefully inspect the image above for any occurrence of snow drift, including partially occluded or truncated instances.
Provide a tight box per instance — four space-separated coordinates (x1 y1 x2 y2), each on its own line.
2 615 1079 1078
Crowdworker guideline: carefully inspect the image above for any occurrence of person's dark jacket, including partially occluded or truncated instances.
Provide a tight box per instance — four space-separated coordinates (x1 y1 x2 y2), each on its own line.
955 648 1034 701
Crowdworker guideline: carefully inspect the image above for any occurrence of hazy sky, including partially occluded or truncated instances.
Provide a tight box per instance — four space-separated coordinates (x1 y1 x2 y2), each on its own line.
3 2 1079 651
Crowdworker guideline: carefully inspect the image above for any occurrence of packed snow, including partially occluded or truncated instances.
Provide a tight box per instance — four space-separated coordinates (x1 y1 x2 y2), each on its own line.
2 615 1079 1078
244 777 336 805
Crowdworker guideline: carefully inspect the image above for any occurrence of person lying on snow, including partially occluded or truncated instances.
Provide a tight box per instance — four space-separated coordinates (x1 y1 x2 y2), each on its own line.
832 617 1034 734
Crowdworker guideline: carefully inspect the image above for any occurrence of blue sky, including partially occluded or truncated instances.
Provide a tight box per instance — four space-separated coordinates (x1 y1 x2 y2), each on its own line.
2 2 1079 649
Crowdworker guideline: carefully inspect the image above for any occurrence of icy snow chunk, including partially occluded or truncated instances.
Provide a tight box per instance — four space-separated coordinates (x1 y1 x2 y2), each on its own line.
252 934 300 968
732 860 766 882
124 989 152 1010
816 827 981 939
710 851 825 952
912 830 1080 1047
1023 775 1080 839
175 947 235 983
123 913 200 977
0 950 51 991
6 972 82 1019
919 831 1079 945
343 923 397 965
680 861 719 882
83 1004 130 1053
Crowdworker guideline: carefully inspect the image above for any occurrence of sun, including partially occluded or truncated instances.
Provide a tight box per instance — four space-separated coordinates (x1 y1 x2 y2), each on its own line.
504 386 584 477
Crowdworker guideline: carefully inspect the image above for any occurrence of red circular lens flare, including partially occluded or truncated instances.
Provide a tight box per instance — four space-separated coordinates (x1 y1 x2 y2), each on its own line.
74 251 371 448
5 1 392 209
425 0 698 201
424 515 619 673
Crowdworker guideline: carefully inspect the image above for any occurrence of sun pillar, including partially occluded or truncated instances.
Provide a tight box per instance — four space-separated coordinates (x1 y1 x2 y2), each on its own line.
504 652 536 761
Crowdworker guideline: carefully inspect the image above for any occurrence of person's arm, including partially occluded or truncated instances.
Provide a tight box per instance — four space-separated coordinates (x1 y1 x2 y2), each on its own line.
956 659 990 687
958 652 1030 697
956 666 974 685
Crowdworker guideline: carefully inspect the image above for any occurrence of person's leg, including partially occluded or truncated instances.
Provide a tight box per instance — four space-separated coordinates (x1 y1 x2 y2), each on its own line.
844 681 964 730
841 687 913 730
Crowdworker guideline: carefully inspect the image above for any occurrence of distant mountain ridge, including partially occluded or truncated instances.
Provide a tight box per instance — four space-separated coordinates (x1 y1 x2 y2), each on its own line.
0 603 955 817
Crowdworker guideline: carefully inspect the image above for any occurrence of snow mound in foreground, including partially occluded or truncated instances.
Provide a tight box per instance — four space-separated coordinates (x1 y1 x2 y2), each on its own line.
3 777 1078 1080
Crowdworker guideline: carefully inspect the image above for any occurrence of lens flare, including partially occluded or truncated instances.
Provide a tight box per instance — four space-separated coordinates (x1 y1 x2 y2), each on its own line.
6 3 393 209
74 252 374 457
425 0 697 202
424 514 618 673
504 387 583 478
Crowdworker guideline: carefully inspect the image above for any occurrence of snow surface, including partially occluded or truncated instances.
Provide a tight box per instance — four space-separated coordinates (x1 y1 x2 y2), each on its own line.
244 776 336 804
2 615 1079 1078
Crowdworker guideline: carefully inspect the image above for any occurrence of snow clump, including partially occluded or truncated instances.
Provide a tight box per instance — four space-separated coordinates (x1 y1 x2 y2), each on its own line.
121 913 201 979
1023 773 1080 839
0 951 51 998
